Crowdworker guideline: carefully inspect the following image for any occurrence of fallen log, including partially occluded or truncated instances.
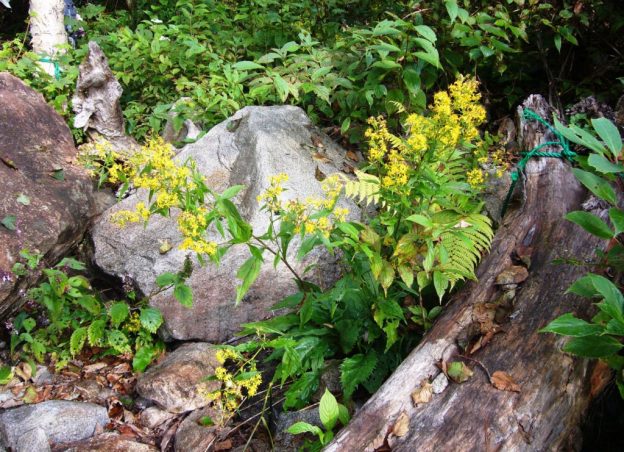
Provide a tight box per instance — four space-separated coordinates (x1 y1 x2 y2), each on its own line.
327 95 609 451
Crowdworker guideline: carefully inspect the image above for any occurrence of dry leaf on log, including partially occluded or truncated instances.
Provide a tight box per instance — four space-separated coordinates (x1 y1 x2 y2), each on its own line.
392 411 410 437
491 371 521 392
411 380 433 405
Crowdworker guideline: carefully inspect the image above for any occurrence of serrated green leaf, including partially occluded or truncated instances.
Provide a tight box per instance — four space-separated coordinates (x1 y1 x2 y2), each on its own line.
155 272 177 287
139 307 163 333
108 329 130 353
565 211 613 239
592 118 623 158
70 327 87 356
109 302 129 327
540 313 603 336
319 389 340 431
174 283 193 307
340 352 377 399
88 319 106 346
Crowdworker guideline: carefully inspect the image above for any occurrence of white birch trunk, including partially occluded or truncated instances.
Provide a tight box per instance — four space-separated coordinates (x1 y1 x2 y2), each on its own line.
29 0 67 77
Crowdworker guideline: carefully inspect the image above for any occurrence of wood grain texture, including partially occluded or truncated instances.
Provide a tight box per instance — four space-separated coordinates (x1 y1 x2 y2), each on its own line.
326 95 605 452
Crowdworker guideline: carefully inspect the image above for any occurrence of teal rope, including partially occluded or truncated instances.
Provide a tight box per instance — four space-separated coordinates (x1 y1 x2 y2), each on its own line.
39 57 61 80
500 108 577 217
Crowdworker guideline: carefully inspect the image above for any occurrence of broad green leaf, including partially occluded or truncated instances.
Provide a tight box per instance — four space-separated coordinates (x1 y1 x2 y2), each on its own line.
174 283 193 307
337 404 350 426
235 255 262 304
108 329 130 353
155 272 177 287
232 60 264 71
379 261 395 294
133 346 155 372
70 327 87 356
565 211 613 239
286 422 323 436
22 317 36 333
554 118 606 154
445 0 459 22
415 25 437 42
88 319 106 346
1 215 16 231
372 60 401 70
109 302 129 327
271 292 305 310
433 271 449 301
572 168 616 205
220 185 244 200
319 389 340 431
563 335 623 358
0 365 14 385
340 352 377 399
76 295 101 315
540 313 603 336
590 274 624 324
566 275 600 298
140 307 164 333
398 264 414 288
592 117 623 158
587 153 623 174
414 50 440 68
406 214 432 228
16 194 30 205
199 416 214 426
446 361 473 383
610 208 624 235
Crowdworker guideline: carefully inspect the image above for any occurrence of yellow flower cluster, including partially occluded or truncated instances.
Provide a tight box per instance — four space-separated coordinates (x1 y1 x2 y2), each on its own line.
364 76 486 191
256 174 349 238
467 168 485 187
207 348 263 417
124 311 141 333
78 141 135 184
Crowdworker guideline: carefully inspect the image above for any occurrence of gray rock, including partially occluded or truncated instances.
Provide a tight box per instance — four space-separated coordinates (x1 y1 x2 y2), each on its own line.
431 373 449 394
62 433 157 451
93 106 358 342
162 98 202 145
15 427 50 452
174 406 222 452
274 407 323 452
0 400 108 449
140 406 175 429
136 343 220 414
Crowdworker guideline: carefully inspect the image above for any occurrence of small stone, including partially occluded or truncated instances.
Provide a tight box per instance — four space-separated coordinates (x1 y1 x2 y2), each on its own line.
32 366 53 386
140 407 175 429
136 343 220 414
431 373 449 394
174 407 222 452
62 433 157 451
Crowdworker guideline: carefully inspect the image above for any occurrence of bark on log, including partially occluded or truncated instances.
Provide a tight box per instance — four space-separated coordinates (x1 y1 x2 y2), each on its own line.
72 41 139 156
327 95 608 452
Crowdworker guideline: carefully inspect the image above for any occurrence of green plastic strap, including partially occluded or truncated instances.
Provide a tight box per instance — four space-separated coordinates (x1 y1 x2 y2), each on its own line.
39 57 61 80
500 108 577 218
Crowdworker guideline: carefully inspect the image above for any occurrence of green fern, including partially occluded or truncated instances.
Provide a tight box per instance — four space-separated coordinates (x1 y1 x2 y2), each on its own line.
341 170 381 206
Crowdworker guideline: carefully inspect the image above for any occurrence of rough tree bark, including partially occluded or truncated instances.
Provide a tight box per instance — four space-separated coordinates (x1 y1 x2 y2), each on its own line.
327 95 609 452
29 0 67 77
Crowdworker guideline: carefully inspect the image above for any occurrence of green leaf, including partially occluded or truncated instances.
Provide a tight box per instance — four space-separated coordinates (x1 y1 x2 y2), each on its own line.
109 302 129 327
70 327 87 356
563 335 623 358
1 215 16 231
76 295 101 316
446 361 473 383
340 352 377 399
415 25 437 43
565 211 613 239
587 153 623 174
566 275 600 298
572 168 616 205
108 329 130 354
0 365 14 385
236 255 262 304
155 272 177 287
199 416 214 427
406 214 432 228
414 50 440 68
139 307 163 334
337 404 350 426
16 194 30 205
52 169 64 180
87 319 106 346
232 60 264 71
271 292 304 310
379 261 394 294
445 0 459 22
22 317 36 333
592 118 623 158
174 283 193 308
540 313 604 337
433 271 449 301
220 185 245 200
286 422 323 437
133 346 155 372
397 264 414 288
610 208 624 235
590 274 624 324
319 389 340 431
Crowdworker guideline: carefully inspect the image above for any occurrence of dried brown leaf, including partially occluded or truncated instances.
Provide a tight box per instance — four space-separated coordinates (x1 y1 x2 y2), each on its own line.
491 371 521 392
14 362 32 382
392 411 410 437
312 152 331 163
346 150 359 162
315 166 327 181
411 380 433 405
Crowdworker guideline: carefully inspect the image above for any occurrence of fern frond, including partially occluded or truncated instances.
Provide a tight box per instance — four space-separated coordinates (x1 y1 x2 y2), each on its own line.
341 170 381 206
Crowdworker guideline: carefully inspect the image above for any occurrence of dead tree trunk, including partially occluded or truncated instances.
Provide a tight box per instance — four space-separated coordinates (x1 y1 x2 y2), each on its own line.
327 95 609 452
29 0 67 77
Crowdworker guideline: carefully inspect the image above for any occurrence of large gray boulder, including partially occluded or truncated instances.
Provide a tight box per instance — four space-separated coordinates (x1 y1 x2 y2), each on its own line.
0 400 108 449
92 106 357 342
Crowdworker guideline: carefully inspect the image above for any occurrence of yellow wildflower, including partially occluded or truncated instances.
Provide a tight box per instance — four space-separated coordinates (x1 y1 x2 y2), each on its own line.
467 168 485 187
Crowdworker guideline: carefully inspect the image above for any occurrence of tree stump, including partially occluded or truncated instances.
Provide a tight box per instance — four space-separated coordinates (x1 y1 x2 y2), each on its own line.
327 95 608 451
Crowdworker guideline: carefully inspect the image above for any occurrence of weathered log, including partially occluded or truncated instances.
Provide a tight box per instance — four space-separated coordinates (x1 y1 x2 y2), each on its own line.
327 95 608 451
72 41 139 156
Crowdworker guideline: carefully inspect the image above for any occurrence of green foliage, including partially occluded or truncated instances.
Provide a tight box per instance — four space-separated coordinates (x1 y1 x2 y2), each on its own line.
543 117 624 398
286 389 350 450
9 256 164 372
